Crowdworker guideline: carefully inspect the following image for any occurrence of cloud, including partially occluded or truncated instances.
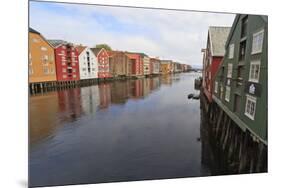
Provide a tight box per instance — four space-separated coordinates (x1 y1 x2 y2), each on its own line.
30 1 235 66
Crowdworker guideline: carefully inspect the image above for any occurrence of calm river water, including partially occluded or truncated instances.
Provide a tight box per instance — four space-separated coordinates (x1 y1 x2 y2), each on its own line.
29 72 217 187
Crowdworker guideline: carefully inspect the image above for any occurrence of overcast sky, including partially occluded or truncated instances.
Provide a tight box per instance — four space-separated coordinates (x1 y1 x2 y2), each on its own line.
30 1 235 67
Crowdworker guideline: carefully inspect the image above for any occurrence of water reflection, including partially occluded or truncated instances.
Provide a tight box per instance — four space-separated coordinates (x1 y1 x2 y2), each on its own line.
29 73 209 187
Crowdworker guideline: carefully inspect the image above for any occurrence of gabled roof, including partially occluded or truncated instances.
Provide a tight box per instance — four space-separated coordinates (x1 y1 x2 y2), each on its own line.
29 27 54 48
225 14 268 48
47 40 68 48
76 45 87 55
90 48 103 56
125 51 148 57
29 27 40 34
208 26 231 56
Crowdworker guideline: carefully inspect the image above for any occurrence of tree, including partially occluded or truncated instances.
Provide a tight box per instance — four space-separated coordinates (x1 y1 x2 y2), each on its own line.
95 44 112 51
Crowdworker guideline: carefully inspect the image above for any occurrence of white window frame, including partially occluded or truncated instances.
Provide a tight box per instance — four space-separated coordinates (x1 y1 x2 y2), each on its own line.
214 81 218 93
228 44 234 59
244 95 257 120
249 60 261 83
251 29 264 54
227 64 233 78
41 46 47 51
225 86 231 102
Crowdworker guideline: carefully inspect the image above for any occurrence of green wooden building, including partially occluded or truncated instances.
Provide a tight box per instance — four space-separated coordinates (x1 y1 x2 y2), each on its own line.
213 14 268 144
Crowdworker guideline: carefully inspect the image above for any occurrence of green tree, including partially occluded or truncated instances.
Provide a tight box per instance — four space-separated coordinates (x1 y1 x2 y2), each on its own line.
95 44 112 51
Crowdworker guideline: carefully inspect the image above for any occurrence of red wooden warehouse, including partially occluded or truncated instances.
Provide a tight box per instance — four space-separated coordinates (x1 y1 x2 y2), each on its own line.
125 52 143 77
202 27 230 102
48 40 80 82
91 48 112 79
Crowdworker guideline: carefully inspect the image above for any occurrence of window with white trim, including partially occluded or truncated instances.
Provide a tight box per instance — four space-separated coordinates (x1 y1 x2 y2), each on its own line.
252 30 264 54
41 46 47 51
227 64 233 78
249 60 261 83
214 81 218 93
228 44 234 59
225 86 231 102
245 95 257 120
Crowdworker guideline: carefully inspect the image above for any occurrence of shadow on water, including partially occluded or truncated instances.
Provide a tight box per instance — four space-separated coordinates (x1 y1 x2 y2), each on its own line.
29 73 225 187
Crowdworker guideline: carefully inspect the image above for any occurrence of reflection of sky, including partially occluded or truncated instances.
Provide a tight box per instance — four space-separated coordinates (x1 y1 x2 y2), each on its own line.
29 73 205 187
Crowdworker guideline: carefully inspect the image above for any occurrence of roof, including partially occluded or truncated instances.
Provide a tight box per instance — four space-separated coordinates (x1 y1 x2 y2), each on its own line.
126 51 148 57
208 26 231 56
225 14 268 48
76 45 87 55
29 28 55 48
29 27 40 34
47 40 68 48
90 48 103 56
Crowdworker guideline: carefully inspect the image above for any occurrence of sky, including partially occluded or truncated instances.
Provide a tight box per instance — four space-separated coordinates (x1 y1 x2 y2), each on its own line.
29 1 235 67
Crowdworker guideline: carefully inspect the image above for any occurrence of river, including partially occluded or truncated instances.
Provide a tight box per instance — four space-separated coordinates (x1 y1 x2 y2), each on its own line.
29 72 216 187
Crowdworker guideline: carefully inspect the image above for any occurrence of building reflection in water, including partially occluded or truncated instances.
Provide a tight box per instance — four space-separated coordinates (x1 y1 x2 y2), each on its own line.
129 79 144 99
80 85 100 115
29 92 59 145
98 83 111 109
161 74 172 85
110 80 130 105
57 88 83 122
30 75 175 145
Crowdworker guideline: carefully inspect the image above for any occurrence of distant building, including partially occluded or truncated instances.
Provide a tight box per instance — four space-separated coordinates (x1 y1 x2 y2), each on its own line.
29 28 57 83
125 52 143 77
91 48 111 79
141 54 150 76
48 40 80 81
202 26 231 102
150 58 160 75
108 51 131 77
174 62 182 73
77 46 98 80
160 60 172 74
213 14 268 143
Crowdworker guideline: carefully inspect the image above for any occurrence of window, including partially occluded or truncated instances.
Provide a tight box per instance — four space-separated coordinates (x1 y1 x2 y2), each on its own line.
62 68 66 73
41 46 47 51
239 40 247 61
73 75 77 78
215 81 218 93
73 68 76 73
227 64 233 78
50 55 54 62
245 95 257 120
234 94 241 113
50 67 55 74
43 67 49 74
252 30 264 54
32 38 39 43
225 86 231 102
220 85 224 99
249 60 261 83
63 75 67 79
229 44 234 59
